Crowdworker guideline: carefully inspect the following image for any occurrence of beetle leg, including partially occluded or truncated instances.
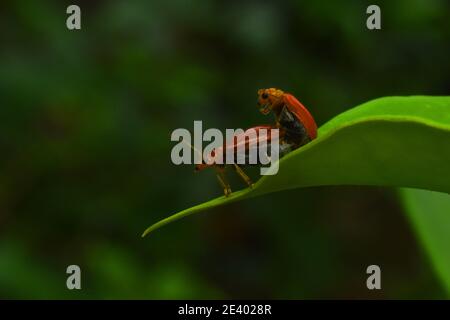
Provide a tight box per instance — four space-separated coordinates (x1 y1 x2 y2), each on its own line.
216 167 232 197
233 164 254 188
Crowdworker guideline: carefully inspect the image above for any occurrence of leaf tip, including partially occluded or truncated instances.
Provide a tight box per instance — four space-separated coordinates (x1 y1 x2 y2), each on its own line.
141 227 153 238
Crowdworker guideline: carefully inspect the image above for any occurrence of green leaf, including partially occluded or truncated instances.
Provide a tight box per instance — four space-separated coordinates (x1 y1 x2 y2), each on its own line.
143 96 450 236
400 188 450 296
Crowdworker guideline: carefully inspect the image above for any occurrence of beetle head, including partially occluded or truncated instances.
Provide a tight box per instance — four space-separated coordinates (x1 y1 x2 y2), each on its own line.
257 88 285 115
181 137 210 172
194 163 208 172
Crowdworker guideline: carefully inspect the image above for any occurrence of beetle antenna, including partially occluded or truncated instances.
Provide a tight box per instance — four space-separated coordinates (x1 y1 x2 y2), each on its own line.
181 137 203 160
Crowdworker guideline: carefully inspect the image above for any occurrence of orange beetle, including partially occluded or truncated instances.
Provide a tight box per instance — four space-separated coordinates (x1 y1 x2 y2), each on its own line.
256 88 317 148
195 125 289 196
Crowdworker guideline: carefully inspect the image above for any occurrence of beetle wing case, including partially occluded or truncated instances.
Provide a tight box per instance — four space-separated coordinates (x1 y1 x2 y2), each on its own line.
283 93 318 140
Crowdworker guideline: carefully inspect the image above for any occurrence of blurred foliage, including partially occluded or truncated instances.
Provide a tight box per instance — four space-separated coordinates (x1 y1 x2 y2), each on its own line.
401 189 450 296
0 0 449 298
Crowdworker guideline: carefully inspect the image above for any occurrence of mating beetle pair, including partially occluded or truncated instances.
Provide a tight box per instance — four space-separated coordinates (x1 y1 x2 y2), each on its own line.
195 88 318 196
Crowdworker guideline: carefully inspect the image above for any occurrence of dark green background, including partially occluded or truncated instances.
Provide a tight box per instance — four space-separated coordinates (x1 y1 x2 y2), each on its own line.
0 0 449 298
